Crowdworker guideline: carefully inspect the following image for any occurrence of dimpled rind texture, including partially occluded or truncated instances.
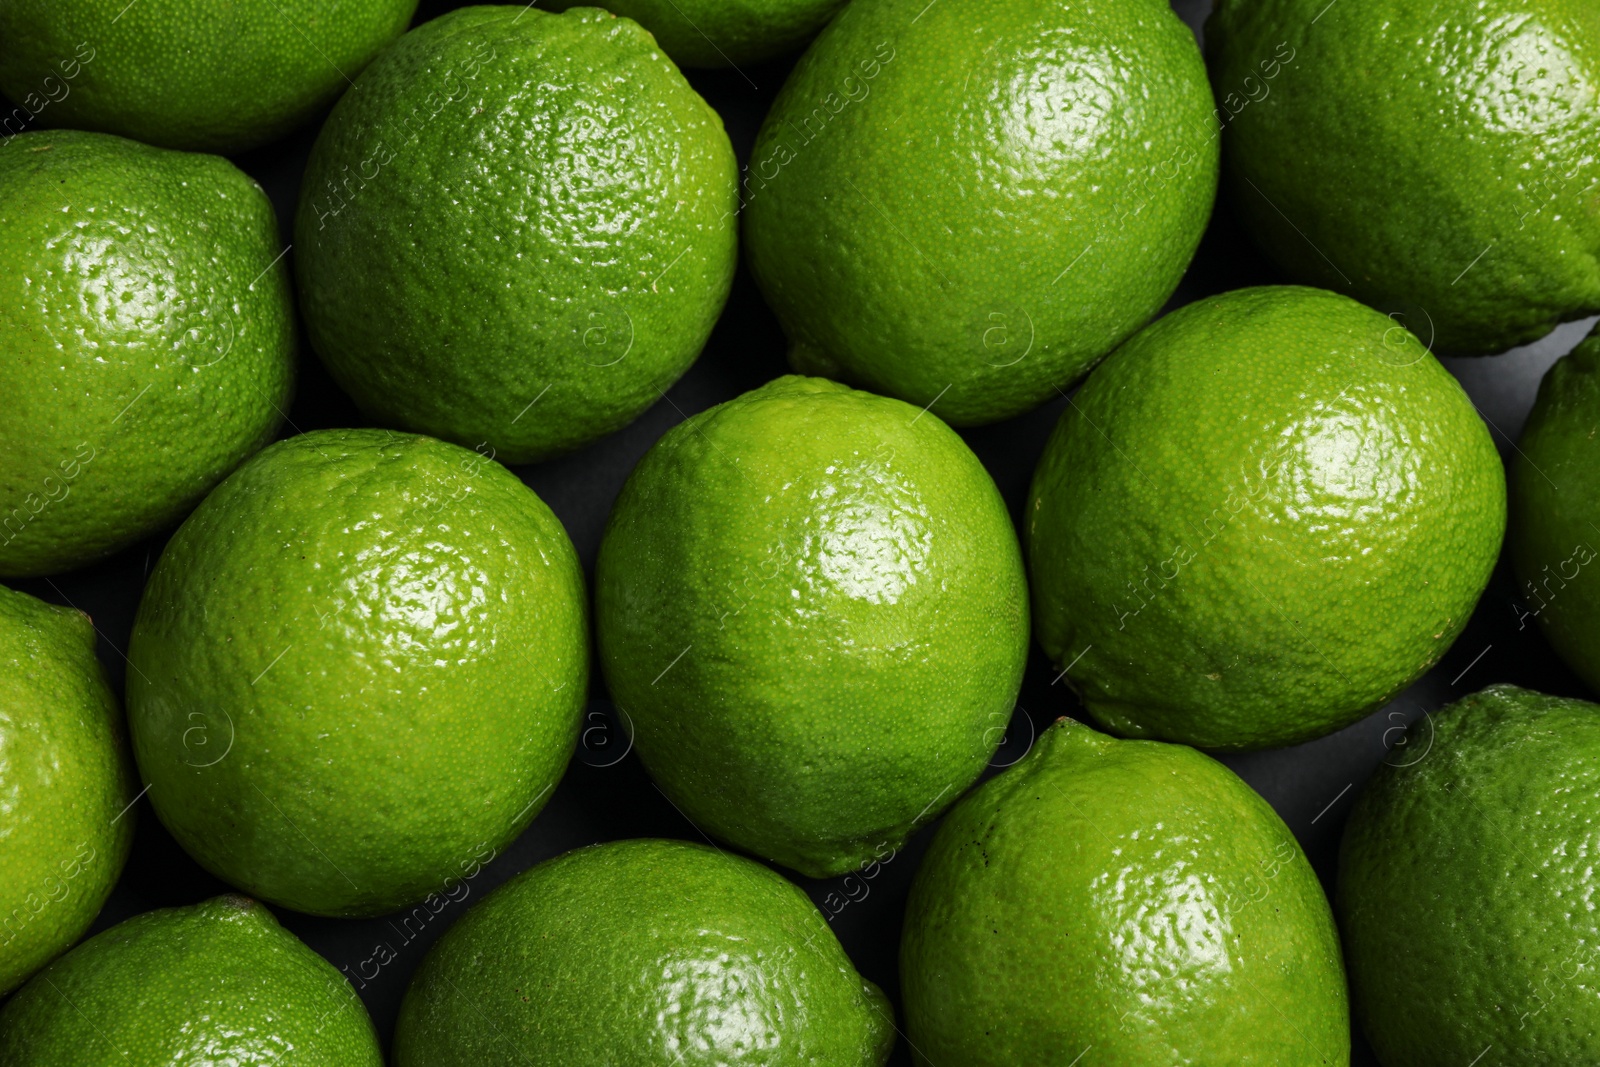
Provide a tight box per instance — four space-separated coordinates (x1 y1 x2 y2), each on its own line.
545 0 847 67
1209 0 1600 356
0 0 417 153
902 718 1349 1065
595 376 1029 877
742 0 1218 426
0 584 134 996
125 429 588 917
0 895 383 1064
394 838 895 1065
1027 286 1505 751
1510 325 1600 688
1339 685 1600 1063
0 130 294 578
295 6 738 465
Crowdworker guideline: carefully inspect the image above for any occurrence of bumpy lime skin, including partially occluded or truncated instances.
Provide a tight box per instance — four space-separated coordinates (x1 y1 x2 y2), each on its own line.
596 376 1029 877
0 895 383 1065
743 0 1218 426
546 0 847 67
1028 286 1505 751
0 584 134 996
395 838 894 1066
0 0 417 153
0 130 294 578
1340 685 1600 1063
1209 0 1600 355
903 718 1349 1065
295 6 738 464
1511 326 1600 689
126 429 588 917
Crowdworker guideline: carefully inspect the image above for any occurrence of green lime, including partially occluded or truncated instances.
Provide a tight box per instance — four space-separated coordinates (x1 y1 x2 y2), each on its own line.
596 376 1028 877
294 6 738 464
0 129 294 579
902 717 1348 1062
394 838 894 1065
0 0 416 153
126 428 587 917
1209 0 1600 355
743 0 1218 425
1028 286 1504 750
1339 684 1600 1062
0 894 382 1064
0 583 134 995
1510 325 1600 689
546 0 845 67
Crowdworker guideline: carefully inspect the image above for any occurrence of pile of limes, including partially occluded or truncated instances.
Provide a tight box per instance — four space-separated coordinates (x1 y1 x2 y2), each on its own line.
2 0 1598 1063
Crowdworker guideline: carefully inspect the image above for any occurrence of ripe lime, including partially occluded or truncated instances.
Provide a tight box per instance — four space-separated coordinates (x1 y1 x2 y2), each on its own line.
295 6 738 463
127 429 587 916
1028 286 1504 749
395 838 894 1065
1209 0 1600 354
744 0 1218 424
0 130 293 578
903 717 1349 1062
0 583 134 995
596 376 1028 877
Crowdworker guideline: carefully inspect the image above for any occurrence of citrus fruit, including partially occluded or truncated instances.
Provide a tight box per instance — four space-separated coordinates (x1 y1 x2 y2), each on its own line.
0 129 294 578
1339 684 1600 1063
0 583 134 995
595 376 1028 877
1510 324 1600 689
126 428 587 917
394 838 894 1065
1028 286 1504 750
0 0 417 153
0 894 382 1065
1209 0 1600 355
546 0 845 67
902 717 1349 1063
743 0 1218 425
295 5 738 464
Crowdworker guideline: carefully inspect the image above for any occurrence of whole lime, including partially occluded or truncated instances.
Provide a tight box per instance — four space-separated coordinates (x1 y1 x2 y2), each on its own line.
1510 325 1600 689
394 838 894 1065
0 0 416 153
902 717 1348 1063
1340 685 1600 1063
596 376 1028 877
546 0 845 67
1208 0 1600 355
743 0 1218 425
0 130 294 578
0 583 134 995
1028 286 1504 750
0 894 382 1065
295 5 738 464
126 429 587 917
